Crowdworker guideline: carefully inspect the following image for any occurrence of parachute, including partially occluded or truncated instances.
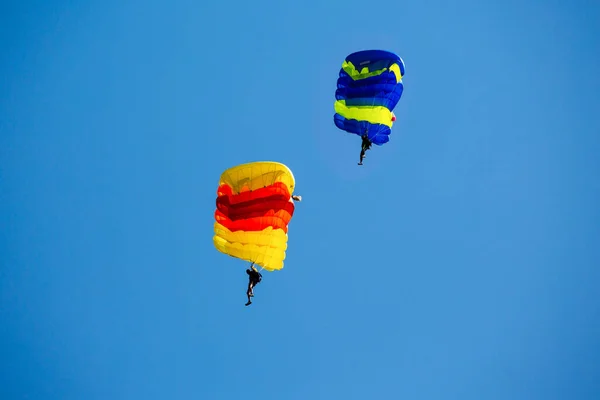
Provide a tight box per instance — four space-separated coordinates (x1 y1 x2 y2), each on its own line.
334 50 406 145
213 161 297 271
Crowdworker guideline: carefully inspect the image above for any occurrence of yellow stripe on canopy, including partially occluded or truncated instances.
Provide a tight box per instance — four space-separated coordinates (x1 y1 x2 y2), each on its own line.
342 61 403 83
219 161 295 194
334 100 394 127
213 222 288 271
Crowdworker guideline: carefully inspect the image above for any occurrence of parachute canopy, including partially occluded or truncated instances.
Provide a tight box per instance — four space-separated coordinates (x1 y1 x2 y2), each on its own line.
334 49 405 145
213 161 296 271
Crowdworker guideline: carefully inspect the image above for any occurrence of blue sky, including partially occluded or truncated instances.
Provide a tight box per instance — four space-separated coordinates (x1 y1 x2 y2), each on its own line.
1 0 599 399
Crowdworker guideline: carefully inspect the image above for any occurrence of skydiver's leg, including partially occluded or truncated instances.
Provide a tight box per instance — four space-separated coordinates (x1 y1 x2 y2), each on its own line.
246 284 252 305
358 149 365 165
245 282 255 306
363 142 371 154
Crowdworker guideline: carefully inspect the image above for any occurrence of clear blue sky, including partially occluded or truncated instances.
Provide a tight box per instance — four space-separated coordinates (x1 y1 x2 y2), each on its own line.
1 0 599 399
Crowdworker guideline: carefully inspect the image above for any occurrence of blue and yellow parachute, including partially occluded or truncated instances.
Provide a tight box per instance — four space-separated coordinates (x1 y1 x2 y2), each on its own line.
334 50 405 145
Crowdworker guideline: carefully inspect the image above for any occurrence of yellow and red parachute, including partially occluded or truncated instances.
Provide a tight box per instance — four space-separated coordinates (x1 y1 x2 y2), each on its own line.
212 161 297 271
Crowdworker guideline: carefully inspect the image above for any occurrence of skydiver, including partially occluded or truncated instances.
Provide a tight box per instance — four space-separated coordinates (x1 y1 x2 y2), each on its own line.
358 134 372 165
245 262 262 306
291 195 302 202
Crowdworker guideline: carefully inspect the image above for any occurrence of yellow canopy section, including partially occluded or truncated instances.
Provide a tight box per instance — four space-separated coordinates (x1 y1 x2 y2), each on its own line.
219 161 295 195
334 100 394 127
213 224 288 271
